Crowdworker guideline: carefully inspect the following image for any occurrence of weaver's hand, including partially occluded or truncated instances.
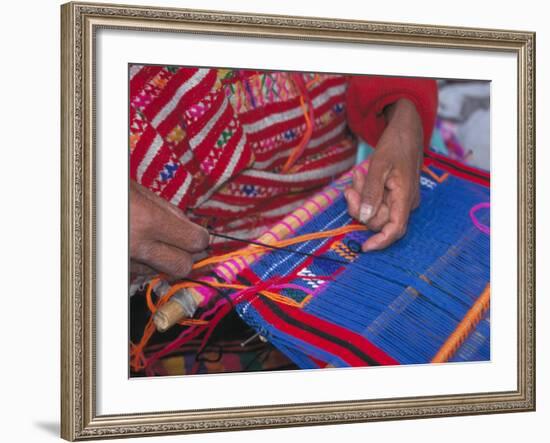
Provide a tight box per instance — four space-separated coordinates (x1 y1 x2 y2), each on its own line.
130 180 209 279
345 98 423 252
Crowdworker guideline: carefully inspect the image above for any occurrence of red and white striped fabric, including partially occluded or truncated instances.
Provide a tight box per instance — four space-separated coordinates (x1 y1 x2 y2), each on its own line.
129 66 437 252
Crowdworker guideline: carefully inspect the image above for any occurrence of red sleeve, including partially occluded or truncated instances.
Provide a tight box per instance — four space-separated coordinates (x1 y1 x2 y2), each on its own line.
346 75 438 149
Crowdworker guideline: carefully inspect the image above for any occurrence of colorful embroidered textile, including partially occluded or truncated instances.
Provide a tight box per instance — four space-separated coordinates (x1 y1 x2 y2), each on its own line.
233 164 490 367
129 65 437 252
133 158 490 373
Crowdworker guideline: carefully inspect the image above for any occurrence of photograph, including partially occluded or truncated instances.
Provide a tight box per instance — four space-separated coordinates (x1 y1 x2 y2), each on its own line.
128 65 491 377
59 2 535 439
2 0 546 441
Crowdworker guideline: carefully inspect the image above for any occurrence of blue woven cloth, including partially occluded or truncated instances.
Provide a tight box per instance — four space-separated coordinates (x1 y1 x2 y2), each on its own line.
235 167 490 368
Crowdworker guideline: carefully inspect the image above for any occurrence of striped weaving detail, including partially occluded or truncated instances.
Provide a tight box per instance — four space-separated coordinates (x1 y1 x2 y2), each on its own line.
130 65 356 246
253 297 398 367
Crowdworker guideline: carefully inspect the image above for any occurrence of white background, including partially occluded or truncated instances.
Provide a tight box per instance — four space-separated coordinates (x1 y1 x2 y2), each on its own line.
0 0 546 442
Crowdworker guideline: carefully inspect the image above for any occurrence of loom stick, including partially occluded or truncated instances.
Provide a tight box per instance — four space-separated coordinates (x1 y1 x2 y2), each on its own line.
153 288 200 332
431 284 490 363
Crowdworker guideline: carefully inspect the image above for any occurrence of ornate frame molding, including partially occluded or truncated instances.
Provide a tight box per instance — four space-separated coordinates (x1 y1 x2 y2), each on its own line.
61 2 535 440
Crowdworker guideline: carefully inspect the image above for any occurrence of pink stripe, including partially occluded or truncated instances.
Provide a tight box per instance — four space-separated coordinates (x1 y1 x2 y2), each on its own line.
193 286 212 298
280 220 296 234
229 258 243 273
265 231 281 242
319 190 335 204
213 268 228 281
238 256 249 268
203 276 216 283
300 206 314 219
189 282 218 306
469 202 490 235
310 199 323 212
288 213 305 227
219 262 236 281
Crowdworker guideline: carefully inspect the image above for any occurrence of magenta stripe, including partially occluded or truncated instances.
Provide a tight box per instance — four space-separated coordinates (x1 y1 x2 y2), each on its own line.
213 268 228 282
280 220 296 234
310 199 323 211
288 213 305 227
220 262 236 281
319 190 335 204
300 206 314 219
229 258 243 272
238 256 249 268
192 286 211 298
469 202 490 235
174 278 220 311
265 230 281 242
203 276 218 285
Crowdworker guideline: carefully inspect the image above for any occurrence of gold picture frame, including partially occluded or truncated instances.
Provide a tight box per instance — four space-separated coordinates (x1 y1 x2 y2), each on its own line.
61 1 536 440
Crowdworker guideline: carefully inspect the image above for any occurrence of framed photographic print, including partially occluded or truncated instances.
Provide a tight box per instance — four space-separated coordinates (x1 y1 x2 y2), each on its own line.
60 1 536 440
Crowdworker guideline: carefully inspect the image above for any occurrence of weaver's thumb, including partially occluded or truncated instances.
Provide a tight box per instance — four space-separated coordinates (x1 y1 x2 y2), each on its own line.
359 160 390 224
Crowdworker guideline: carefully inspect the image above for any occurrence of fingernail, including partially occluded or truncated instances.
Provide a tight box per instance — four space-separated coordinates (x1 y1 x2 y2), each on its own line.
359 203 373 224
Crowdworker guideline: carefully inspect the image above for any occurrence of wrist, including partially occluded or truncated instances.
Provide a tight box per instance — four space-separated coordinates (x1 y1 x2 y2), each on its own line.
382 98 423 151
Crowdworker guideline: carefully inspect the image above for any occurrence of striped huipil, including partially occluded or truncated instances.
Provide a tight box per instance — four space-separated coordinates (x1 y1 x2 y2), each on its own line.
130 65 437 252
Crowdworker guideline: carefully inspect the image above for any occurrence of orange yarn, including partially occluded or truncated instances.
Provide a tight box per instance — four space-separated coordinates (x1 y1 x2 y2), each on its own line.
162 281 311 309
281 96 313 173
145 276 161 313
131 224 368 371
281 73 315 173
131 279 211 371
194 224 368 271
431 284 491 363
422 165 449 183
305 73 320 88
